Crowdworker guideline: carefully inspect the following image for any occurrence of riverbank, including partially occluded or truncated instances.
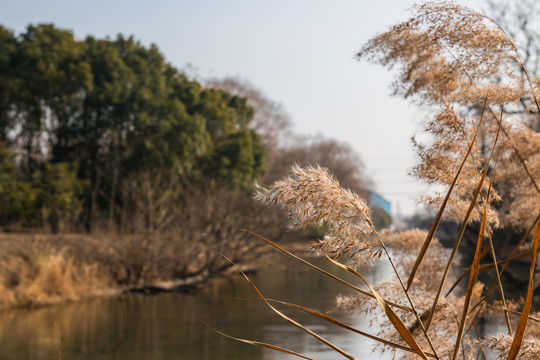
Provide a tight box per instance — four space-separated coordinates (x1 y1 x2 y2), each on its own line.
0 232 314 310
0 252 387 360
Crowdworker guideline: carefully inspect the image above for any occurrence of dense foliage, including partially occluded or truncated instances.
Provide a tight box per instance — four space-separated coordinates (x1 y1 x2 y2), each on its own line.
0 24 265 232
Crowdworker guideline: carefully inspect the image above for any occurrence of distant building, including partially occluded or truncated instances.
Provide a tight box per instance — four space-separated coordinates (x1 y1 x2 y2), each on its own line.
369 192 391 215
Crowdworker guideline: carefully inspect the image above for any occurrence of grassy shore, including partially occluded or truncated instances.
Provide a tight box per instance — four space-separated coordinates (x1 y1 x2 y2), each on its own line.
0 231 281 310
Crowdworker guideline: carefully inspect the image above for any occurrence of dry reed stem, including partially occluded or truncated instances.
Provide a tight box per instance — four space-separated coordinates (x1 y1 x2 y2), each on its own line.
327 256 430 360
266 298 436 358
485 226 513 335
506 221 540 359
407 105 486 291
204 322 316 360
256 165 440 355
242 229 413 312
224 254 358 360
452 180 492 359
425 120 501 331
244 1 540 358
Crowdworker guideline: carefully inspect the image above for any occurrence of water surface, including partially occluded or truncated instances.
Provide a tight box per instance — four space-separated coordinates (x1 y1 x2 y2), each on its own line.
0 255 393 359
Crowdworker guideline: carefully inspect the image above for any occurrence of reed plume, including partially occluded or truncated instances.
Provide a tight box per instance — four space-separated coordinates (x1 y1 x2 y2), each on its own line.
222 1 540 359
255 164 383 267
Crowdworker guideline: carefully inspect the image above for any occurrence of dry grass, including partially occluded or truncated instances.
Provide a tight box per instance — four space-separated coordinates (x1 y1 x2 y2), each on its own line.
0 178 284 309
223 1 540 359
0 228 270 309
239 163 540 359
0 235 109 308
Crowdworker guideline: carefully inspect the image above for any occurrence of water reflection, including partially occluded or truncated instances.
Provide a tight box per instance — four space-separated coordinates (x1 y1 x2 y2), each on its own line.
0 255 393 359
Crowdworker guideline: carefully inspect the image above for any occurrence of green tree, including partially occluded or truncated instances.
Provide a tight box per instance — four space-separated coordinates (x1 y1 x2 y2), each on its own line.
0 143 40 227
0 27 17 143
0 24 267 232
38 162 83 233
10 24 91 179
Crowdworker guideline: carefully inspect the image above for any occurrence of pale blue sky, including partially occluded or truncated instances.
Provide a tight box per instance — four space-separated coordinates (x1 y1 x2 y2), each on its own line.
1 0 482 217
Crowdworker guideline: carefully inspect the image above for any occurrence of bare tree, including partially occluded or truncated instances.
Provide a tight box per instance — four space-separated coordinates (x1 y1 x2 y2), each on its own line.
206 76 292 150
266 136 372 196
487 0 540 75
206 77 372 197
486 0 540 130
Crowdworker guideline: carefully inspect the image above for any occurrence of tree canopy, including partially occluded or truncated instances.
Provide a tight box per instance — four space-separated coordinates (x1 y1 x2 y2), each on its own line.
0 24 265 231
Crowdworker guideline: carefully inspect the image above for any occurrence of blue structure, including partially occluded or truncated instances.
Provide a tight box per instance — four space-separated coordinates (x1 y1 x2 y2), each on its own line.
369 192 391 215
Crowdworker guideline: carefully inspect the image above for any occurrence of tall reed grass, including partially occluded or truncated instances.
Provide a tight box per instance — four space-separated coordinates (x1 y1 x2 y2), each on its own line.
0 238 108 308
221 1 540 359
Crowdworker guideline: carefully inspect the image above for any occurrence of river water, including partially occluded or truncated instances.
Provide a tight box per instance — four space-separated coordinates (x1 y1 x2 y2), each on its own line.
0 251 509 360
0 253 396 360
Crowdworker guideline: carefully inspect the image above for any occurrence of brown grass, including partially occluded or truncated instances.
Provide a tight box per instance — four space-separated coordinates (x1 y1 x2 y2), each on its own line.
222 1 540 359
0 235 109 308
0 229 270 309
